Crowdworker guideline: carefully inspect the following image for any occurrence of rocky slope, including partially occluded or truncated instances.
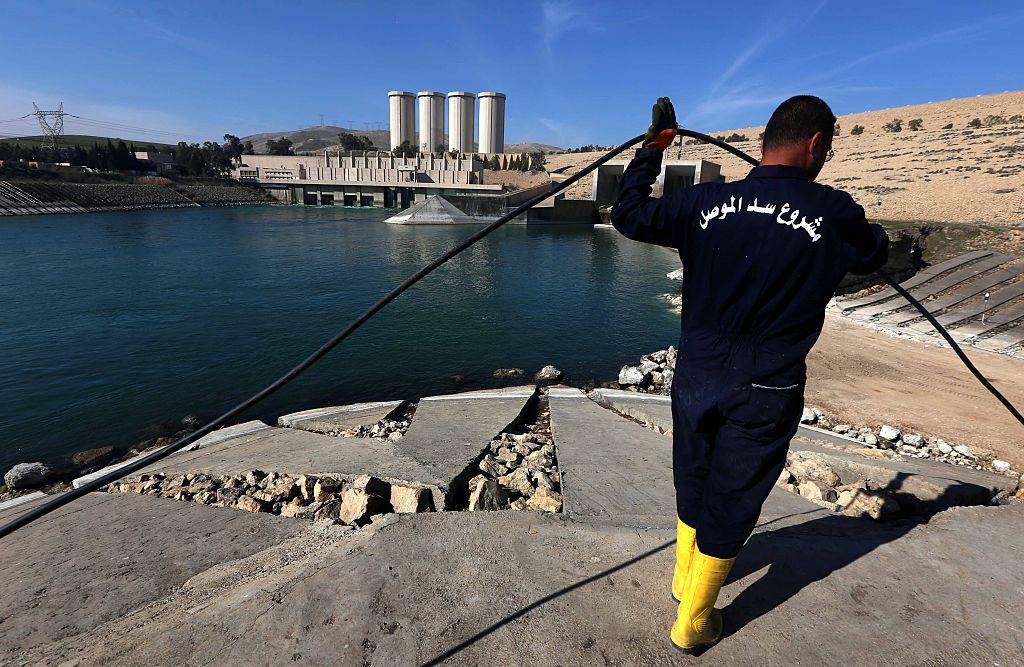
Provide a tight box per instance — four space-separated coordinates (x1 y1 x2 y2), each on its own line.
547 90 1024 226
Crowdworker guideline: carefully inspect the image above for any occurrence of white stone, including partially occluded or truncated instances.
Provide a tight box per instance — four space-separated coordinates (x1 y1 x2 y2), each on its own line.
992 460 1012 473
936 442 954 454
878 425 901 442
954 444 975 458
4 462 54 490
534 365 563 383
618 365 647 386
862 433 878 447
901 433 924 446
800 407 816 424
832 424 851 434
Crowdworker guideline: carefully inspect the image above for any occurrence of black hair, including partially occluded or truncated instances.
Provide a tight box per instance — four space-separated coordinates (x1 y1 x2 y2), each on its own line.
762 95 836 150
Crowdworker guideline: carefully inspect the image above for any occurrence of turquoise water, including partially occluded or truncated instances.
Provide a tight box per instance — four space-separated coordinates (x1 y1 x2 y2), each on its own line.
0 206 680 471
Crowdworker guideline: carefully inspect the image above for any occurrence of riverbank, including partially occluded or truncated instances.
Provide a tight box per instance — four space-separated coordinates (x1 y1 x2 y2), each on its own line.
0 180 272 215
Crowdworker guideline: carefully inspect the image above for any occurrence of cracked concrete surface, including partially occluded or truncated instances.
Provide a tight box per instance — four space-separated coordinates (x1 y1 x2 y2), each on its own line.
2 386 1023 666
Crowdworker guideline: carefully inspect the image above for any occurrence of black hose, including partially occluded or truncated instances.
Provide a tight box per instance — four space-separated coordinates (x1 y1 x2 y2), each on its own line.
3 126 1020 540
0 134 646 540
677 127 1024 428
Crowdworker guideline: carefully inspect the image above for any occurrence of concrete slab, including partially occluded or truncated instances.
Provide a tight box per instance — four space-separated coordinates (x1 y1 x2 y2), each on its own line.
277 400 405 434
836 250 993 313
588 388 1017 510
395 385 536 498
19 506 1024 666
71 419 272 489
954 298 1024 338
884 263 1024 326
140 425 447 506
0 491 46 512
0 491 303 656
852 254 1011 319
907 277 1024 333
787 444 1018 512
548 386 676 528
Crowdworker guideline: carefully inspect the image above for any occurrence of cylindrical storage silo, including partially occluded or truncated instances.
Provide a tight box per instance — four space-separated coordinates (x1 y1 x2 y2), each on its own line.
388 91 415 150
447 91 476 154
417 91 445 154
478 91 506 154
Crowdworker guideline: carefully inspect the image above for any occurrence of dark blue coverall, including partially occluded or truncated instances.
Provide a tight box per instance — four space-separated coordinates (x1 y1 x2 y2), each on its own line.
611 146 888 558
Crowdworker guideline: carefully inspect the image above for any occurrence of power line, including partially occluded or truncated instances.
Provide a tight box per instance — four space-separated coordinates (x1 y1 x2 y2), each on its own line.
22 102 78 150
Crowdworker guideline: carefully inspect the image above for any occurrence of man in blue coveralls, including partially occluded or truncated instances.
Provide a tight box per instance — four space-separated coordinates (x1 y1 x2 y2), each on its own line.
611 95 888 653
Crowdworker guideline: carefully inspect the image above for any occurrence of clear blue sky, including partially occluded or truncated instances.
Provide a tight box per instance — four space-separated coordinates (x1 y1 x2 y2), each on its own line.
1 0 1022 147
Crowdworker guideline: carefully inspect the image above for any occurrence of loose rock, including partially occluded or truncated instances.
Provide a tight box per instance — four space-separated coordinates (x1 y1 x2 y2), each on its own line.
468 479 509 511
4 462 55 490
526 486 563 512
535 365 563 383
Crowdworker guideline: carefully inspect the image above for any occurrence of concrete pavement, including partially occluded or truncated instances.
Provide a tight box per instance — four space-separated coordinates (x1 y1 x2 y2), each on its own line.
2 385 1022 665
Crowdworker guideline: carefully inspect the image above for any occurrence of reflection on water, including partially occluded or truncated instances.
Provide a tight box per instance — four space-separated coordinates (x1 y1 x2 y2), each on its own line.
0 206 680 469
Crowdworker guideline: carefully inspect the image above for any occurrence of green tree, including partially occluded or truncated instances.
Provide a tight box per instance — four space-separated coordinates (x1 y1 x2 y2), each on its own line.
850 124 865 135
907 118 923 131
338 132 374 151
223 134 245 161
529 152 546 171
882 118 903 133
266 137 295 155
487 154 500 170
391 140 416 157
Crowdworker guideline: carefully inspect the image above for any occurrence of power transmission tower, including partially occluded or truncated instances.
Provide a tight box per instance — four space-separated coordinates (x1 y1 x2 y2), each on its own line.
24 102 76 150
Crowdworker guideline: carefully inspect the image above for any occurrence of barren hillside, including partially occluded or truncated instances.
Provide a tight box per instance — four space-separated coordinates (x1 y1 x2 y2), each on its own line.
546 91 1024 226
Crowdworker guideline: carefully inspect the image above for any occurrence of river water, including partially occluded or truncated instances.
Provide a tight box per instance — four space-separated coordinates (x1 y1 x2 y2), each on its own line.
0 205 681 471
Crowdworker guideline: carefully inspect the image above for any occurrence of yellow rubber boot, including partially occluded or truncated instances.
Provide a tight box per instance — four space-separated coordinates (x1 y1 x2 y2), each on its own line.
670 545 735 654
672 519 697 601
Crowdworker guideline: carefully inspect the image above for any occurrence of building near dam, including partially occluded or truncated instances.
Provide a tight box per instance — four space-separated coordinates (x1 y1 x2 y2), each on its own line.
236 152 501 208
233 88 720 218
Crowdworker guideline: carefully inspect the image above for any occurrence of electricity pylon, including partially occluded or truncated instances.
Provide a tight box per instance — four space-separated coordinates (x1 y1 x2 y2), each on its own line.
23 103 77 150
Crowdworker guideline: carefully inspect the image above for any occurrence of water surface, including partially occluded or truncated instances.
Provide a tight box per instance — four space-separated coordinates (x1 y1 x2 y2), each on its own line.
0 206 680 470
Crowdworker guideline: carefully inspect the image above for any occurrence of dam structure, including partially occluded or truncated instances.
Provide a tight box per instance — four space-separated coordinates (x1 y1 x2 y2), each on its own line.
232 88 720 219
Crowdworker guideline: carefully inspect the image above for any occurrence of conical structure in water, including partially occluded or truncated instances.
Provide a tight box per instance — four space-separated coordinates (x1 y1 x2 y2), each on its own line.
385 195 477 225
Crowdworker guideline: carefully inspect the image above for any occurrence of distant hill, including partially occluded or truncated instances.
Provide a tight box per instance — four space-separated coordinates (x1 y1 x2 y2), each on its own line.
506 142 563 154
241 125 562 155
0 134 177 151
545 90 1024 226
241 126 390 154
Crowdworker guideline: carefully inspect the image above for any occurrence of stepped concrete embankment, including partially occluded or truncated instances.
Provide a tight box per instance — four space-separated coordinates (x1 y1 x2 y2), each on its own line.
0 180 270 216
1 383 1021 665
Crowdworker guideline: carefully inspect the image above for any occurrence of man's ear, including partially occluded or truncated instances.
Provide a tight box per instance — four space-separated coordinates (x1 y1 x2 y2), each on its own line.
808 131 826 158
759 138 765 156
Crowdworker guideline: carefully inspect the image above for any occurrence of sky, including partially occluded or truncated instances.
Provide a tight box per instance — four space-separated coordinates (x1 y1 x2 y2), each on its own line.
0 0 1022 148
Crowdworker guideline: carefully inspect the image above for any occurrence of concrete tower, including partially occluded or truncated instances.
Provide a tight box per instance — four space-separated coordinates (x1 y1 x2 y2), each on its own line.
447 91 476 154
388 91 415 150
478 92 506 154
417 91 445 154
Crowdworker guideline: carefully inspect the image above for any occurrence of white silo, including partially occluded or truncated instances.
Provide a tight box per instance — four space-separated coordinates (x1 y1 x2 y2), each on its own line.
388 91 415 150
478 91 506 154
447 91 476 154
417 91 445 154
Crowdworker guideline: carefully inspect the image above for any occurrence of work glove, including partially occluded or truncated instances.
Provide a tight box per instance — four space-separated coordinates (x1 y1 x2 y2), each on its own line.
644 97 678 151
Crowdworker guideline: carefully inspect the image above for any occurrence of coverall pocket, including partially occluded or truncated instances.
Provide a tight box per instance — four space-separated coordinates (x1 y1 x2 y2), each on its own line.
723 382 805 439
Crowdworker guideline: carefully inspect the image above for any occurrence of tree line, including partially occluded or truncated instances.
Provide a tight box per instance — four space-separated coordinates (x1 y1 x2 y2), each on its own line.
0 134 255 177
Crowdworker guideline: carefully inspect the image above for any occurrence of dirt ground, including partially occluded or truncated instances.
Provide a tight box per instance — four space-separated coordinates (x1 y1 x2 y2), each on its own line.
547 90 1024 226
807 315 1024 467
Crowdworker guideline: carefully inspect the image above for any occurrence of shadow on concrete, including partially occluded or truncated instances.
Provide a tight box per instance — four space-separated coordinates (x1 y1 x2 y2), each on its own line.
420 538 676 666
423 471 979 664
716 470 970 644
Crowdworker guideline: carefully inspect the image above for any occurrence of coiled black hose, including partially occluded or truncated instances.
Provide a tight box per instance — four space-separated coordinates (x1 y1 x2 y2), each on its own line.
2 127 1020 540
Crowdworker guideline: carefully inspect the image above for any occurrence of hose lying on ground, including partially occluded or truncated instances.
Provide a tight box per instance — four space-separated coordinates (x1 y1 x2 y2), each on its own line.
2 128 1020 540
